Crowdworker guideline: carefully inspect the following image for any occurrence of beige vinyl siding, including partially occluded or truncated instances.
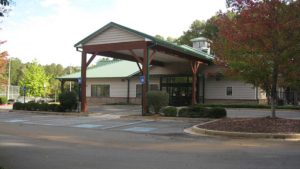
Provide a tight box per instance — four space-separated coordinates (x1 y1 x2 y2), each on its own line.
85 27 144 45
129 77 160 98
87 77 160 98
87 78 128 97
205 79 256 100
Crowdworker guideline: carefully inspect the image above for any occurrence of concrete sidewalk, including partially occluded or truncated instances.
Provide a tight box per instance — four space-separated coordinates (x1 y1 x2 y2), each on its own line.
226 108 300 119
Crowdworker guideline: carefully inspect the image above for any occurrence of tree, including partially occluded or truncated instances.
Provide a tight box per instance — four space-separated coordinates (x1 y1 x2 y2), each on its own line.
166 36 176 43
8 57 24 85
212 0 300 117
0 0 14 17
176 20 207 46
155 35 177 43
154 35 165 40
0 51 8 84
19 60 50 97
44 63 64 98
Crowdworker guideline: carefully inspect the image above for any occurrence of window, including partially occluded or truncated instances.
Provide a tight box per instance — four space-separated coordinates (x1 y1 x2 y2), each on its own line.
226 87 232 96
91 85 110 97
136 84 142 97
136 84 159 97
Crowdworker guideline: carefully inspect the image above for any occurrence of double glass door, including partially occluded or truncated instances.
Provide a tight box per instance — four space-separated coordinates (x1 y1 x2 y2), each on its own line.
161 76 193 106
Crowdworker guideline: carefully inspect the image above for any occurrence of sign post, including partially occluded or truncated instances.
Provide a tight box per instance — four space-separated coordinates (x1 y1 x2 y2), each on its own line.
139 76 145 84
77 78 82 112
23 86 26 103
139 76 145 114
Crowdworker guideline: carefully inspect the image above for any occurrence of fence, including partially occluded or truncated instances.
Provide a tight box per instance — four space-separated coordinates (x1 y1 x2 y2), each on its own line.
0 85 20 100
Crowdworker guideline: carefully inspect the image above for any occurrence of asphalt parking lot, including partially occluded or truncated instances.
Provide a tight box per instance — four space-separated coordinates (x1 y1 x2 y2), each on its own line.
1 108 300 169
0 111 202 136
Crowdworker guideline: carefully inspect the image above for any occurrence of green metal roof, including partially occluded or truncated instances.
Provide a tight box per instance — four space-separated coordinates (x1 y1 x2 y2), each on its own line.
58 60 140 80
74 22 213 63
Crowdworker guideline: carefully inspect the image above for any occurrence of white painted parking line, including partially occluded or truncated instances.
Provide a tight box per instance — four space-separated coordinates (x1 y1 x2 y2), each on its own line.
22 121 55 126
101 120 153 130
123 127 156 132
5 119 27 123
73 124 103 129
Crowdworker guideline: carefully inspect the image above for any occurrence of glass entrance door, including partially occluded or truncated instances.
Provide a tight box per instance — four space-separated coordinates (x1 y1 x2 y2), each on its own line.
161 76 193 106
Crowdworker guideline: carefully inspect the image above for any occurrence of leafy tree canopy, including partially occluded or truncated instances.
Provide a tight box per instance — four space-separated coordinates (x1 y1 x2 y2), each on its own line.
212 0 300 117
19 60 50 97
176 20 207 46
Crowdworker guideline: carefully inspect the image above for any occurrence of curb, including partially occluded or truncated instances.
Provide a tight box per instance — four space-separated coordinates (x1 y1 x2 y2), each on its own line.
2 110 89 116
184 125 300 140
121 115 210 122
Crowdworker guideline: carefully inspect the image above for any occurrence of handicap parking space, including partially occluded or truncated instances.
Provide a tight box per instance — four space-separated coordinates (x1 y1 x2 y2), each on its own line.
0 111 199 135
115 120 199 134
70 119 148 130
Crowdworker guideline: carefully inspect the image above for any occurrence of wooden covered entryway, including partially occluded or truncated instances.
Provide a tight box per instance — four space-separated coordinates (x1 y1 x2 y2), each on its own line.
74 22 213 115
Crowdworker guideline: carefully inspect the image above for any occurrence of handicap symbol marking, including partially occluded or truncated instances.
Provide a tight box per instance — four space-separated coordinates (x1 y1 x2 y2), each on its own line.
73 124 103 129
5 119 27 123
123 127 156 132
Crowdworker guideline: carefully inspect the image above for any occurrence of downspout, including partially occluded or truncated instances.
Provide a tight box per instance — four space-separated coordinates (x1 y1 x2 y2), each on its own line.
127 79 130 104
143 42 157 114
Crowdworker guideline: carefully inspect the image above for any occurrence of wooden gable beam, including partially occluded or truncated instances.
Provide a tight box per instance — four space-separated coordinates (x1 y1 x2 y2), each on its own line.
86 53 97 67
99 51 165 67
129 49 143 64
82 41 146 53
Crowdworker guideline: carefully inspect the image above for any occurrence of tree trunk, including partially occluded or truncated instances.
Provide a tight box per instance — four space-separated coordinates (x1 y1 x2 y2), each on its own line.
270 64 279 118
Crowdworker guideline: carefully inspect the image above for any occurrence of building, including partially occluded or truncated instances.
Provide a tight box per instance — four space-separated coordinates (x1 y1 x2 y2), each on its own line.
58 22 266 112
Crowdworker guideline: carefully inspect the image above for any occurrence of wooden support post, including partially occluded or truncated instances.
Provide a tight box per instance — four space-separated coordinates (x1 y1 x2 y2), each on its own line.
142 46 149 115
191 61 202 105
81 51 88 113
60 80 65 93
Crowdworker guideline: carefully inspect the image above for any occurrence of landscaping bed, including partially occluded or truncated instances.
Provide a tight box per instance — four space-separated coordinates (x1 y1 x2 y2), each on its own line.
199 117 300 134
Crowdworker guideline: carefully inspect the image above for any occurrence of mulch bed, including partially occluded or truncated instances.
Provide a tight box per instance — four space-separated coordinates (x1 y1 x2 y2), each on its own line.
199 117 300 134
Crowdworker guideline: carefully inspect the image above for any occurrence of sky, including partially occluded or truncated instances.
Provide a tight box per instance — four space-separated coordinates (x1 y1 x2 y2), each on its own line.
0 0 226 66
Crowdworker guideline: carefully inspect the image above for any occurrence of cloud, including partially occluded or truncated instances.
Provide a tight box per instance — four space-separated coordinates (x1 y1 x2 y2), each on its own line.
40 0 71 9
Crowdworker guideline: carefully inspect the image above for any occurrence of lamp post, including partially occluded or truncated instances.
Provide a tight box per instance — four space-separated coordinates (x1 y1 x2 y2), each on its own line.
7 57 11 100
43 83 47 98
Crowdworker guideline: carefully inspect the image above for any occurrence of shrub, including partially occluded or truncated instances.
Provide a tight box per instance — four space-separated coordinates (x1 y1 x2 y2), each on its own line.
0 96 7 104
13 102 24 110
25 102 38 111
178 105 227 118
147 91 169 114
162 106 177 117
178 107 190 117
201 104 269 109
206 107 227 118
13 102 63 112
59 91 77 111
48 104 62 112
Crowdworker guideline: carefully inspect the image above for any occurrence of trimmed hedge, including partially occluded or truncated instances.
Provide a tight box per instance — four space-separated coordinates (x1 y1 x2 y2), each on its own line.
206 107 227 118
59 91 77 111
177 105 227 118
148 91 169 114
0 96 7 104
201 104 300 110
13 102 63 112
162 106 177 117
